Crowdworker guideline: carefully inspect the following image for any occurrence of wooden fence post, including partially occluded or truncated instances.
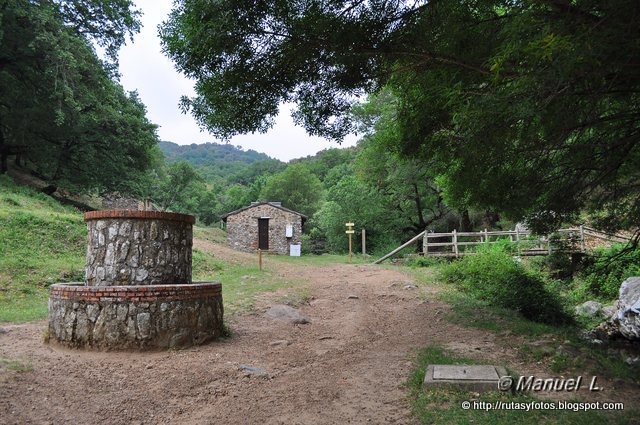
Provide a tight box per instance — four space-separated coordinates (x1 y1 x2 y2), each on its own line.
452 229 459 257
362 228 366 255
424 231 429 255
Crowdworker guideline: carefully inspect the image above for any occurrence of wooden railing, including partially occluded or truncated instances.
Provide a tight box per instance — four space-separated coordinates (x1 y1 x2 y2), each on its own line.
373 225 633 263
423 227 585 257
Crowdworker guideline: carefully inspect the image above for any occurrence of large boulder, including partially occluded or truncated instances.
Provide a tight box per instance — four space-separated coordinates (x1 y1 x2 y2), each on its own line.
587 277 640 342
613 277 640 340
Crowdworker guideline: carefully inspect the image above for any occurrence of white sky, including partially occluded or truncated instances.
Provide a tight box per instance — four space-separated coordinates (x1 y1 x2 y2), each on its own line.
117 0 357 162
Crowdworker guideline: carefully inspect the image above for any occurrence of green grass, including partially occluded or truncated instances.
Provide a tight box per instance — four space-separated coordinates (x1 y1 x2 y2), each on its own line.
406 263 640 384
273 252 371 266
0 356 33 373
0 175 86 322
192 247 309 314
193 226 228 244
409 345 637 425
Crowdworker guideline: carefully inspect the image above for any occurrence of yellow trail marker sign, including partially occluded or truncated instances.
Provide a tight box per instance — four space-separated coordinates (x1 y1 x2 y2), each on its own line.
345 222 355 261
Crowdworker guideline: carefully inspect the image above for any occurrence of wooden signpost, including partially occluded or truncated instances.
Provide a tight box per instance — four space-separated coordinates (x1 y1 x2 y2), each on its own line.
345 222 355 262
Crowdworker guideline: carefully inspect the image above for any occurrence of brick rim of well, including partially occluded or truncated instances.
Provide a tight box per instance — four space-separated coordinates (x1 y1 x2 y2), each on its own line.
50 281 221 302
83 210 196 224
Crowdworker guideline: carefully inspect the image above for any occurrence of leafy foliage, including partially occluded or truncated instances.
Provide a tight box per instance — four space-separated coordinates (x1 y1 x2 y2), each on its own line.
0 0 157 195
580 244 640 300
160 0 640 236
440 244 570 324
259 163 324 217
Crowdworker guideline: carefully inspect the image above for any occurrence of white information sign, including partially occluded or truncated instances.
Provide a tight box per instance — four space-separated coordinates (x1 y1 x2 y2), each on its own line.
289 244 301 257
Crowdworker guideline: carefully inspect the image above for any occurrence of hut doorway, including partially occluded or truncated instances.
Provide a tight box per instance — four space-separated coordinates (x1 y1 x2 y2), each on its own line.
258 218 269 250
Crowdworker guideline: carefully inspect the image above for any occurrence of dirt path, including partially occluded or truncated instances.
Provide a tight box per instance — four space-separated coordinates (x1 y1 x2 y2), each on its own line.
1 243 638 424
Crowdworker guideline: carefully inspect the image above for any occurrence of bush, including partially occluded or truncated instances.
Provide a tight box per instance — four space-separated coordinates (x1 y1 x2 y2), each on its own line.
580 244 640 300
301 227 327 255
440 245 570 324
404 256 446 268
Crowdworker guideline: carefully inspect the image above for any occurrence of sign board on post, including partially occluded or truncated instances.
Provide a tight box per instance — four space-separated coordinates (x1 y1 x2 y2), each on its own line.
345 222 355 262
289 244 301 257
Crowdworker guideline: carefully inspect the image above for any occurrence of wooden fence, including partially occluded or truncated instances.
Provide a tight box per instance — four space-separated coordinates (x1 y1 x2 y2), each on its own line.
423 228 583 257
373 225 633 263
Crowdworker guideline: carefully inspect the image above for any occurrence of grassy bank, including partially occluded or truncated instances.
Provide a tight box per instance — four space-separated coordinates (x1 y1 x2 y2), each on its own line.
403 249 640 424
0 175 86 322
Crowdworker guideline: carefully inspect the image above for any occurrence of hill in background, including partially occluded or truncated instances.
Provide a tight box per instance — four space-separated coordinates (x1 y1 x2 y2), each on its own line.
158 141 283 184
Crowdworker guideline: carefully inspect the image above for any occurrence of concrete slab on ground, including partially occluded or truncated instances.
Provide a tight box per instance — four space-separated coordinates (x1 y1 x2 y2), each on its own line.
424 364 508 393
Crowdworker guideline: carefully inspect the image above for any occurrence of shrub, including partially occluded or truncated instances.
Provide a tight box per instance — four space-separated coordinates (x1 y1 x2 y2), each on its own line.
580 244 640 300
440 244 570 324
301 227 327 255
404 256 446 268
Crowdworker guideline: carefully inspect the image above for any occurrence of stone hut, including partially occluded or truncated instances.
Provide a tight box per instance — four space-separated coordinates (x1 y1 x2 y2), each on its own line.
221 202 305 255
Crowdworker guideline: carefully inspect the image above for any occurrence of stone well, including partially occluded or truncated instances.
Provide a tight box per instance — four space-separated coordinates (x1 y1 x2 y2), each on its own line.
48 210 224 349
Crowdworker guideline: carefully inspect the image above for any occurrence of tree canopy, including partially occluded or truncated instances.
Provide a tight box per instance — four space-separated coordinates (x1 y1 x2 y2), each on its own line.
1 0 157 195
161 0 640 234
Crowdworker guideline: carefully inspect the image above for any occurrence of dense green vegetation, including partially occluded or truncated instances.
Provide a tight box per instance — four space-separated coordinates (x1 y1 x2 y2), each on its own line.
0 0 159 195
0 175 85 321
159 141 281 183
161 0 640 236
157 93 497 255
440 244 570 324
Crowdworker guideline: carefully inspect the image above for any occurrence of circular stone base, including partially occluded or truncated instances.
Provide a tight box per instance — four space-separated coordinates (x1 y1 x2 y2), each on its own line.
48 282 223 350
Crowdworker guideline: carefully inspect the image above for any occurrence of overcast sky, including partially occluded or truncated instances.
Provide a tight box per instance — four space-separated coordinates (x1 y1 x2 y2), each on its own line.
117 0 357 162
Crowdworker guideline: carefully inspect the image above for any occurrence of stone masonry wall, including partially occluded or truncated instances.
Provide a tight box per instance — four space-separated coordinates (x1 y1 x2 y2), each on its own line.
84 211 194 286
48 282 223 349
101 192 144 210
226 204 302 254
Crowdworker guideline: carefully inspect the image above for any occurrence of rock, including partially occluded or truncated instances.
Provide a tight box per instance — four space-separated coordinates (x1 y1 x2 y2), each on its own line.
269 340 290 347
136 312 151 339
0 328 8 335
239 364 269 378
265 305 310 324
625 356 640 366
613 277 640 340
602 304 617 319
389 280 415 289
403 284 418 290
588 320 622 341
575 301 603 318
169 332 191 348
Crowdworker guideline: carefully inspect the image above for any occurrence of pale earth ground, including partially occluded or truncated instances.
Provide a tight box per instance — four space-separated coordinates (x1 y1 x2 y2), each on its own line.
1 239 639 424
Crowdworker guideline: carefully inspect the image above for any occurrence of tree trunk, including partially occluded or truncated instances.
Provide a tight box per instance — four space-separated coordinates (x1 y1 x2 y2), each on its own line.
460 209 472 231
0 125 6 174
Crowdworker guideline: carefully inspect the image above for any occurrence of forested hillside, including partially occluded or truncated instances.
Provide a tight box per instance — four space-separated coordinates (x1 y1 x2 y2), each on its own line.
159 141 279 183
